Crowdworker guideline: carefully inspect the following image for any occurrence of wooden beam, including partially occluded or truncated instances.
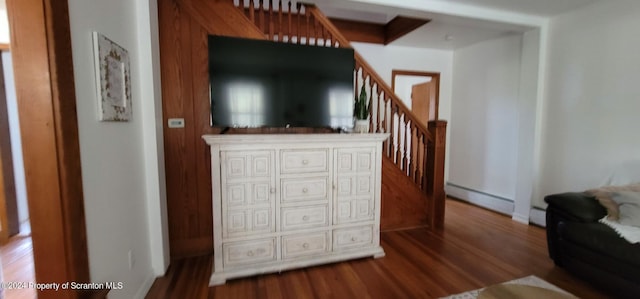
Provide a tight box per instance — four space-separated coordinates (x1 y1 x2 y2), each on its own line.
328 17 385 44
329 16 429 45
426 120 447 229
384 16 429 45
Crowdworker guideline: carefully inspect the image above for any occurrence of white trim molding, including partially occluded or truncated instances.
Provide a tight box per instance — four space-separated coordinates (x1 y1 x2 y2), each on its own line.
529 207 546 227
446 183 514 216
512 213 530 225
446 183 547 226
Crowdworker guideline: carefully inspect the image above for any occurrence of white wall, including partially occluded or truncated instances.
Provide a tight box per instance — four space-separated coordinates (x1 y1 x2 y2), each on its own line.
135 0 170 276
0 2 9 44
68 0 167 298
0 0 27 225
513 29 541 222
344 0 552 225
448 34 522 200
352 42 453 120
351 42 454 179
1 52 28 224
536 0 640 206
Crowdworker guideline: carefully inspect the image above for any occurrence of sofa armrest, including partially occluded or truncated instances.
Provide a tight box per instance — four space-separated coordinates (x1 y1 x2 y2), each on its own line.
544 192 607 222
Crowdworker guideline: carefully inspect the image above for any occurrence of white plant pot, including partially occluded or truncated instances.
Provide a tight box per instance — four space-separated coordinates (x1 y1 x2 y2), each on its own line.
354 119 370 133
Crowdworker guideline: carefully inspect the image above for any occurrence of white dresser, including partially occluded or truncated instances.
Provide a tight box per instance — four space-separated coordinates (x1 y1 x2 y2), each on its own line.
203 133 389 285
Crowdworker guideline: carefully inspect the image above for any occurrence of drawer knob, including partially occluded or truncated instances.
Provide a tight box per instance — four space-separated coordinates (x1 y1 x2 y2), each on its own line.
302 187 308 193
270 187 276 194
302 215 309 221
247 251 255 257
302 159 309 165
302 243 310 249
351 237 357 242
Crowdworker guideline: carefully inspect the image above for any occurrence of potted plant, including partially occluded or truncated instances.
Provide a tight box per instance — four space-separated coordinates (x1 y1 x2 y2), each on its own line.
354 85 370 133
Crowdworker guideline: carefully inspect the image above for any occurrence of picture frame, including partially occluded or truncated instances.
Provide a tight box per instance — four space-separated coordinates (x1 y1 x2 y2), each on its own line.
92 31 131 121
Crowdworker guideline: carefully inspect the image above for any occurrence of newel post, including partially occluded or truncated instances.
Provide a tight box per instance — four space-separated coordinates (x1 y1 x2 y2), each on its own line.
426 120 447 229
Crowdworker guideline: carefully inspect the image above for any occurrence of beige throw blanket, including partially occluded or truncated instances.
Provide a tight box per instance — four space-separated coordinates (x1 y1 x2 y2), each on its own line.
587 183 640 243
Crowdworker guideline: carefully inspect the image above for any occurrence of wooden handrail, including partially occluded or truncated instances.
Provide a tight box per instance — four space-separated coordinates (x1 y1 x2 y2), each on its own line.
353 51 433 139
230 0 447 228
307 4 436 193
305 5 433 141
253 4 432 138
302 4 350 46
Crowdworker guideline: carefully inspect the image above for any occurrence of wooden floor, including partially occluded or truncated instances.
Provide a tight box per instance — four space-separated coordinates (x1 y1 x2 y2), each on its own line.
1 228 36 299
146 199 612 299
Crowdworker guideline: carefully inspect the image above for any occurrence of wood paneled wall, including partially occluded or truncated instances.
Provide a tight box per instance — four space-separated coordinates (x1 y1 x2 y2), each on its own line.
158 0 278 258
380 156 428 231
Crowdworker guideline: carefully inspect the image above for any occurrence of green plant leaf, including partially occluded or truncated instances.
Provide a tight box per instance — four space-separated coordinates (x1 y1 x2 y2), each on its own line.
355 85 369 120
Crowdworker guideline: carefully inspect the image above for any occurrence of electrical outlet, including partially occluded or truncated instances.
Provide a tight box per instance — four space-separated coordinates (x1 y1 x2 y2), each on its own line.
128 250 135 270
168 118 185 128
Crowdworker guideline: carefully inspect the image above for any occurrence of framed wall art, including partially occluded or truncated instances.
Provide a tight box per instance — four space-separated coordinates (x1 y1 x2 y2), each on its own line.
93 32 131 121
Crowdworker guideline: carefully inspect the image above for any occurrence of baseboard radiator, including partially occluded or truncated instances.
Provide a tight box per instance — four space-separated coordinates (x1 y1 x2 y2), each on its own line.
445 182 546 227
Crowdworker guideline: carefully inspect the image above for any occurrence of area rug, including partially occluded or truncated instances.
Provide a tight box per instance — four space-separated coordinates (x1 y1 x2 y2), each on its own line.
440 275 577 299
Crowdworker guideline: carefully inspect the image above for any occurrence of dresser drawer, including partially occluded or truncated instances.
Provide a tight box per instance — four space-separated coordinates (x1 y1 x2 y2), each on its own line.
333 226 373 250
282 232 330 259
281 150 328 174
336 175 373 197
281 177 329 203
222 150 273 179
281 205 328 231
224 208 273 238
335 148 374 173
223 238 276 267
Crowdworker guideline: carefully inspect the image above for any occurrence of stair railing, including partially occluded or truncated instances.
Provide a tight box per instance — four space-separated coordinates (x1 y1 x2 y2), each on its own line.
228 0 447 228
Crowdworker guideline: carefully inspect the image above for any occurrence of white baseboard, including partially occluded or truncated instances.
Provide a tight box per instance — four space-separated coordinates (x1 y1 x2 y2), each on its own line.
529 207 546 227
446 183 547 227
134 273 157 299
446 183 514 216
512 213 529 224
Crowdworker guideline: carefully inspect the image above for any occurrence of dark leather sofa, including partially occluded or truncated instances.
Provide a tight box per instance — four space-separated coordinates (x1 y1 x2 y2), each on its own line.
545 192 640 298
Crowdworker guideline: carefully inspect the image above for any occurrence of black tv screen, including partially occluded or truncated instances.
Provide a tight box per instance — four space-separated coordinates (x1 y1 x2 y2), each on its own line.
208 35 355 129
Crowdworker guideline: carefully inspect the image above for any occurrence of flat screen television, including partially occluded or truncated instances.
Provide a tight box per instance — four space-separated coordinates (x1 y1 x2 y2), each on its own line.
208 35 355 130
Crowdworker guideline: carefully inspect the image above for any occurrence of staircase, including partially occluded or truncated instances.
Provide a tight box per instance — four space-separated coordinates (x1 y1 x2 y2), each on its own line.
159 0 447 257
225 0 447 230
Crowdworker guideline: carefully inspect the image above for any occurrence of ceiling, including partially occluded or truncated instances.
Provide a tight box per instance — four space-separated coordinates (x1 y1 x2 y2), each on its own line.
309 0 600 50
425 0 599 17
0 0 598 50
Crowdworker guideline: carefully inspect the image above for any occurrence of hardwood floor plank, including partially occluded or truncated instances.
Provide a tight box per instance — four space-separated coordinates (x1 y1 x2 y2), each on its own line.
335 262 371 298
145 254 211 299
147 199 613 299
1 235 35 299
281 269 315 299
258 274 283 299
302 266 332 299
377 235 448 297
386 230 479 294
348 258 411 299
